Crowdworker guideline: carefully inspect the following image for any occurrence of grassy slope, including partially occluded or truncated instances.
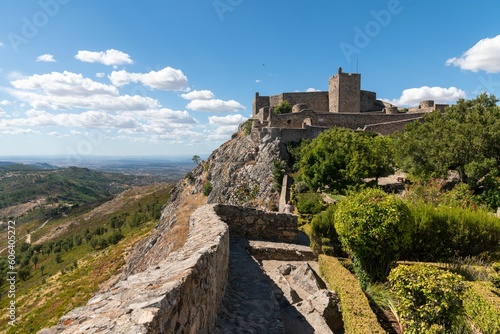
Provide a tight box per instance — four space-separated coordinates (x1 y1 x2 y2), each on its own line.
0 183 172 333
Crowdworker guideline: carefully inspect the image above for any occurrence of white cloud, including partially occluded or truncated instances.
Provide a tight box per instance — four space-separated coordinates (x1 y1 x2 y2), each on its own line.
255 79 261 83
446 35 500 73
187 99 245 113
384 86 466 107
96 72 105 78
181 90 215 100
0 42 4 47
109 67 188 91
306 87 320 92
7 71 158 111
75 49 133 66
0 100 11 106
36 54 56 62
208 114 247 125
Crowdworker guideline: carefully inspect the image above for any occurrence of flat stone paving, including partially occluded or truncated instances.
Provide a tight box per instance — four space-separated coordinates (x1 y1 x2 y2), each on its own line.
214 238 285 334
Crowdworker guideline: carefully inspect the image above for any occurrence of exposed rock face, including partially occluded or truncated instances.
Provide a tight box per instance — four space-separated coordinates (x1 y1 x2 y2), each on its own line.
194 131 285 209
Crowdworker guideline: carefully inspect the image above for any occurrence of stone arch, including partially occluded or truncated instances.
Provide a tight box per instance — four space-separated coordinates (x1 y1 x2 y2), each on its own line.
302 118 312 128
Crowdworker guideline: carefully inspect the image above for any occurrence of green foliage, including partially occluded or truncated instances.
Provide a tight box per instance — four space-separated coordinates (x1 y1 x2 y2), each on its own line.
297 127 394 193
463 281 500 334
243 119 253 135
295 192 326 215
389 264 468 334
191 155 201 164
403 202 500 261
310 205 344 256
203 182 213 196
273 100 292 114
393 94 500 203
272 159 286 192
334 188 412 286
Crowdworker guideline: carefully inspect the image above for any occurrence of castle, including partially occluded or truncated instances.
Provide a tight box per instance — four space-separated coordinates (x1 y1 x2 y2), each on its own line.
251 67 447 139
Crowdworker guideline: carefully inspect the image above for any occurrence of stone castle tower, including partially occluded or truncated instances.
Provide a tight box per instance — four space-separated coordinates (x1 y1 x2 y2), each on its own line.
328 67 361 113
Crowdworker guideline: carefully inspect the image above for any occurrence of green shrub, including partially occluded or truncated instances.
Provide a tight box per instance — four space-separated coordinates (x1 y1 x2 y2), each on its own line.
404 202 500 261
310 205 344 256
203 182 213 196
319 255 385 334
491 273 500 288
463 281 500 333
334 188 412 286
273 100 292 114
389 264 467 334
295 192 326 215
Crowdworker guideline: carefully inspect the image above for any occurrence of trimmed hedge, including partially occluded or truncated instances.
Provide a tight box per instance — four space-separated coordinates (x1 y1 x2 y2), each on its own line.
319 255 385 334
463 281 500 333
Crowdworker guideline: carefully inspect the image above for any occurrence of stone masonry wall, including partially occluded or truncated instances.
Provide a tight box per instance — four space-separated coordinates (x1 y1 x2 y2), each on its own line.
41 204 300 334
213 204 298 243
41 205 230 334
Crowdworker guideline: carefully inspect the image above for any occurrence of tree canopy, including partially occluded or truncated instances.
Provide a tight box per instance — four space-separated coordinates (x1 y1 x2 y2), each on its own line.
393 94 500 195
296 127 394 193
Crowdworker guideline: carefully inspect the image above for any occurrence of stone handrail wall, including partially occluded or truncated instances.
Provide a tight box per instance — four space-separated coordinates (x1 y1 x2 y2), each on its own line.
213 204 298 243
41 205 230 334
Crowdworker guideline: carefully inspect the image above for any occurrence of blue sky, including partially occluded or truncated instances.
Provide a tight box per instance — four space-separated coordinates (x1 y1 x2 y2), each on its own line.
0 0 499 159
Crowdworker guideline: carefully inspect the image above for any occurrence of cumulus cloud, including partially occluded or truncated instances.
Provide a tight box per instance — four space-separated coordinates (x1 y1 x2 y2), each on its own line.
306 87 321 92
187 99 245 113
181 90 215 100
109 67 188 90
0 100 11 106
208 114 247 125
75 49 133 66
384 86 466 107
36 54 56 62
96 72 105 78
7 71 158 111
446 35 500 73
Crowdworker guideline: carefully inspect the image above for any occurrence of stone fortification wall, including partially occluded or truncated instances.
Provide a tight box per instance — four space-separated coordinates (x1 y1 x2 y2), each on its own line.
360 90 376 112
254 110 426 136
41 205 230 334
255 92 329 114
363 117 424 135
213 204 298 243
42 204 300 333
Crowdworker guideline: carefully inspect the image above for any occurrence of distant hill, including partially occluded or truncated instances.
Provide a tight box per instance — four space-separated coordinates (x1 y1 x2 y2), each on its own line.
0 163 153 220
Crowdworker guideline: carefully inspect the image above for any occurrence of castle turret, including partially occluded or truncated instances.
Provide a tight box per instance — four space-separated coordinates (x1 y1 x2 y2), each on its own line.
328 67 361 113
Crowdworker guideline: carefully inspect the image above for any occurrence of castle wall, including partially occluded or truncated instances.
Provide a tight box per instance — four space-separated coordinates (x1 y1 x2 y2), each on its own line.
261 109 427 135
213 204 298 242
42 204 299 334
360 90 376 112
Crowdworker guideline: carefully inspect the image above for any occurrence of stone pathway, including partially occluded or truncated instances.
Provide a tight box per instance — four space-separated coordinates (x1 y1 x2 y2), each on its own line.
214 238 285 334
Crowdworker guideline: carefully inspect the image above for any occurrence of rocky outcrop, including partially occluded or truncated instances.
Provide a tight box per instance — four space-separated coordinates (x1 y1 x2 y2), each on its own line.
193 131 286 209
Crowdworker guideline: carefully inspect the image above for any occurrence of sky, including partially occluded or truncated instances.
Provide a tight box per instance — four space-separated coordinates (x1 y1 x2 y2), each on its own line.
0 0 499 159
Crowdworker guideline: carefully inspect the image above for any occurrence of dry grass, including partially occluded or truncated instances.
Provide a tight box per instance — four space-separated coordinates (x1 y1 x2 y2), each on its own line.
168 185 206 253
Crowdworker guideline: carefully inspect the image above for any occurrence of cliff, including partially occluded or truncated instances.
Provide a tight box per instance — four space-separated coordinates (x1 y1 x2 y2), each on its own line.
125 127 285 275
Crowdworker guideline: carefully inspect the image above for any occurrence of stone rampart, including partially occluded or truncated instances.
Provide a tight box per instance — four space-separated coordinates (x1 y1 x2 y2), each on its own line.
41 205 230 334
41 204 300 334
213 204 298 243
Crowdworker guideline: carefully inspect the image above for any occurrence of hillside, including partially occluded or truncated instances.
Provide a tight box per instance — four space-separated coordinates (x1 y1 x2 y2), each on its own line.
0 163 152 224
0 183 173 333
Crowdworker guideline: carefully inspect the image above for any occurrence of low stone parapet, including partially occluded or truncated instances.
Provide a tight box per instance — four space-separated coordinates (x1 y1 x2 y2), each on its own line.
213 204 298 243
